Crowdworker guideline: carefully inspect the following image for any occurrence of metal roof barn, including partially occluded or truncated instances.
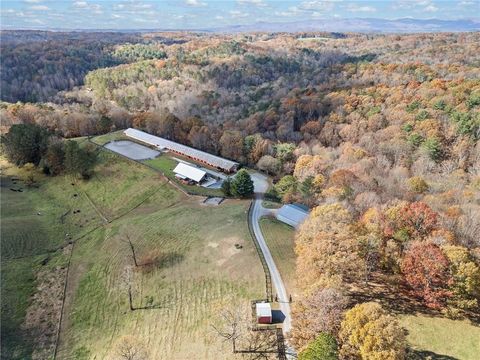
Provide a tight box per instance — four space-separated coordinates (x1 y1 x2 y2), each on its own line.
124 128 239 172
276 204 309 228
173 163 207 183
255 302 272 324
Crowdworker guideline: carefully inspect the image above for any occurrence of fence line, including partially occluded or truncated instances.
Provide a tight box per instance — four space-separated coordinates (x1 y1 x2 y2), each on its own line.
52 222 103 359
247 201 273 302
88 138 195 197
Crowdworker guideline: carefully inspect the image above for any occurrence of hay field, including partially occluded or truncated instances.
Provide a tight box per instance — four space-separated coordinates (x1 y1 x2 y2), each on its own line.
1 151 264 359
1 146 265 359
57 194 264 359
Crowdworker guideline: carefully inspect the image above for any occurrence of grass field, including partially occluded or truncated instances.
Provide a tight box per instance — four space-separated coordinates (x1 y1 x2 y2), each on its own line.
1 145 265 359
1 158 101 359
259 217 297 297
90 130 128 145
57 195 264 359
400 314 480 360
262 200 282 209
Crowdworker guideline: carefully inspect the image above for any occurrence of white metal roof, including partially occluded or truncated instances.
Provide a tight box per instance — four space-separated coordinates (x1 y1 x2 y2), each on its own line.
255 302 272 317
276 204 309 228
173 162 206 183
124 128 239 171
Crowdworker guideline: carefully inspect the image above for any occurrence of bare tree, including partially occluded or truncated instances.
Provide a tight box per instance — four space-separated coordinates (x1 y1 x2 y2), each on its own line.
211 305 277 359
211 307 243 353
116 336 149 360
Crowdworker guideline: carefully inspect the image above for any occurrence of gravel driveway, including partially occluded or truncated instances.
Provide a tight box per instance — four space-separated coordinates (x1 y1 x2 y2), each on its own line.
104 140 160 160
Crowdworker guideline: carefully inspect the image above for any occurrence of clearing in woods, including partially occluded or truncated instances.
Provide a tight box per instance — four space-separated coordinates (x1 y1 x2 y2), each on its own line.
1 145 265 359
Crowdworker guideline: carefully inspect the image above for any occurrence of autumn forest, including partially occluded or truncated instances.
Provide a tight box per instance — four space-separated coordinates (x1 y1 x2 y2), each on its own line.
1 30 479 359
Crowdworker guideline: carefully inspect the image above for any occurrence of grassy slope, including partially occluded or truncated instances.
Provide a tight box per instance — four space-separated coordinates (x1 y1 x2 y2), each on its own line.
1 158 101 360
0 150 186 359
400 315 480 360
0 147 264 359
259 217 297 297
90 130 128 145
58 194 264 360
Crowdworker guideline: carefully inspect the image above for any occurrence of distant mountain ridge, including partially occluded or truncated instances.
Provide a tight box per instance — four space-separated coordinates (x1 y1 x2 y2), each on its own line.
2 17 478 34
210 18 480 33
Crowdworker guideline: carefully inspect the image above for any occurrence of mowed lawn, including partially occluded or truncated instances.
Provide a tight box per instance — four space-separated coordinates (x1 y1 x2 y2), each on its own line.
78 150 172 220
57 194 265 360
400 314 480 360
259 217 297 297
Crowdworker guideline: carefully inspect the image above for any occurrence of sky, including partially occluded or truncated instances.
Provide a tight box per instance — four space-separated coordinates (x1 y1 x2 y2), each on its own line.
1 0 479 30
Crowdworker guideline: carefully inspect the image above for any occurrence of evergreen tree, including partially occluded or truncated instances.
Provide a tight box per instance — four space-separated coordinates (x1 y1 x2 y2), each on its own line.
221 177 232 196
97 115 113 134
1 123 50 166
299 333 338 360
44 140 65 175
64 140 97 179
231 169 254 197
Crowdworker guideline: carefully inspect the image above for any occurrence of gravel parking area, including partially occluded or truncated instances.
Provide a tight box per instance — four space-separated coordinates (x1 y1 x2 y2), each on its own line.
104 140 160 160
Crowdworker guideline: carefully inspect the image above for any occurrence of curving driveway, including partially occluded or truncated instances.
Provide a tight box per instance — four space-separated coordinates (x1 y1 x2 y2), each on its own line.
249 173 292 334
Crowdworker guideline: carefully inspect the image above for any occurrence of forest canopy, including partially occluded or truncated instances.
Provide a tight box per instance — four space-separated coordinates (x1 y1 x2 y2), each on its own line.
1 29 479 358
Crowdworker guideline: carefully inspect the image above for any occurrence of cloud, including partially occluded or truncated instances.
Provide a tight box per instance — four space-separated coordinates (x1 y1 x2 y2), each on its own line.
29 5 50 11
275 1 340 17
346 3 376 12
300 0 339 12
26 18 45 24
23 0 42 3
424 4 438 12
237 0 267 7
73 1 88 8
229 10 249 18
185 0 207 6
72 1 103 15
113 2 153 11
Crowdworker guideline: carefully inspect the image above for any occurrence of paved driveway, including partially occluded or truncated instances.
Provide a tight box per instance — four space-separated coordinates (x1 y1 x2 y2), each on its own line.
249 172 292 334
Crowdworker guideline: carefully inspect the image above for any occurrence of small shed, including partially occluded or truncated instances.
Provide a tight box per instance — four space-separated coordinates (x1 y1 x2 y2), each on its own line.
276 204 309 228
255 302 272 324
173 163 207 183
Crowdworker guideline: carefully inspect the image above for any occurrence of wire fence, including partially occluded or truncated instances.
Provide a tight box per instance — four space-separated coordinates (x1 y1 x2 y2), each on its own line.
247 201 273 302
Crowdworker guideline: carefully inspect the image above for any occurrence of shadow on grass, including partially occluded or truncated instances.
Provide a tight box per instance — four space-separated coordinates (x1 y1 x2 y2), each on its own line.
137 252 184 273
407 349 459 360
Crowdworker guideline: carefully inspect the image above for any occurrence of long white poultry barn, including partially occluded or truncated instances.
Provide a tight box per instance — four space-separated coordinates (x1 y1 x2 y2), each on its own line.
124 128 239 173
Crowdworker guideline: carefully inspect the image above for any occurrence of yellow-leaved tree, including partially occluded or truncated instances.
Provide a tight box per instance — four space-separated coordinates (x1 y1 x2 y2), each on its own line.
339 302 406 360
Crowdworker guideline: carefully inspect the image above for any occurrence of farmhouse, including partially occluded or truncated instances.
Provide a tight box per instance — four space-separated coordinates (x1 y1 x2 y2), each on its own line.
124 128 239 173
276 204 309 228
255 302 272 324
173 162 207 183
